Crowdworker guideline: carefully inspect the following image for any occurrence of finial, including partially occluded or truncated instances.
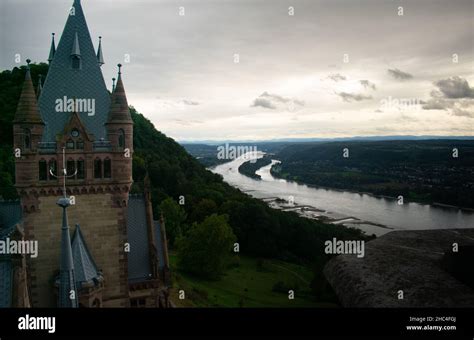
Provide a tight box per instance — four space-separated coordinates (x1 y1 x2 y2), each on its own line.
48 33 56 63
112 77 116 92
117 63 122 75
26 59 31 66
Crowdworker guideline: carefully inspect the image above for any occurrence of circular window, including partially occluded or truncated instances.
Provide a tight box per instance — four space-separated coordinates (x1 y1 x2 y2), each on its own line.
71 129 80 138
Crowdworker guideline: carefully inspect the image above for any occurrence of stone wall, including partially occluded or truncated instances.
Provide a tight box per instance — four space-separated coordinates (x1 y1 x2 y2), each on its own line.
24 192 129 307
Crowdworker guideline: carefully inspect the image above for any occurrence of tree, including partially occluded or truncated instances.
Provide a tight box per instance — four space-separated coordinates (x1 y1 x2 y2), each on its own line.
189 198 218 223
159 197 187 247
177 214 236 279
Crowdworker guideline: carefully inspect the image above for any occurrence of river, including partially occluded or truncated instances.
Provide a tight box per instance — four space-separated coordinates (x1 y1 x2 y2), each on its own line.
211 152 474 236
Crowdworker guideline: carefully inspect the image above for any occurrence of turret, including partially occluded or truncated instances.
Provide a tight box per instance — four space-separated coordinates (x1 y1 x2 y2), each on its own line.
107 64 132 123
106 64 133 183
13 59 45 188
13 60 43 126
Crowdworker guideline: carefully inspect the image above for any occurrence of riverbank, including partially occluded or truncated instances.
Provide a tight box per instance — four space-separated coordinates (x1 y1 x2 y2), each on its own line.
211 154 474 236
268 160 474 213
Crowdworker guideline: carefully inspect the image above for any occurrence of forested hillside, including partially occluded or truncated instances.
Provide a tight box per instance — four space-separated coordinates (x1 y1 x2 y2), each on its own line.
272 140 474 208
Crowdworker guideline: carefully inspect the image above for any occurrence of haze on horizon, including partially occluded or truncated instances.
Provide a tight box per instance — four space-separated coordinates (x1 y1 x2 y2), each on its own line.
1 0 473 142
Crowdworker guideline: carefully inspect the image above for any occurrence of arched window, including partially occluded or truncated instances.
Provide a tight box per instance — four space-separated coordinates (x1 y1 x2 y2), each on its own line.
24 129 31 149
77 159 85 179
104 158 111 179
67 159 76 179
48 159 57 180
118 129 125 148
94 158 102 179
76 139 84 150
38 160 47 181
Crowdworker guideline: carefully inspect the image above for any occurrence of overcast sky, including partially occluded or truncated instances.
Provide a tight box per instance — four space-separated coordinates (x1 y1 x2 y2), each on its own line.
1 0 473 141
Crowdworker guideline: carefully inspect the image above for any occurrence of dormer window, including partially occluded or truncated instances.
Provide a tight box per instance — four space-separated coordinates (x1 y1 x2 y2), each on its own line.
71 32 81 69
72 55 81 69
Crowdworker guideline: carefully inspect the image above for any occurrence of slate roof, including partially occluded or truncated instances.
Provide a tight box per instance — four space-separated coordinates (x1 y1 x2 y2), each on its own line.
39 0 110 142
107 67 132 123
48 33 56 63
0 262 12 308
0 200 22 308
13 64 43 124
71 224 102 289
0 200 22 233
127 195 152 283
97 37 104 66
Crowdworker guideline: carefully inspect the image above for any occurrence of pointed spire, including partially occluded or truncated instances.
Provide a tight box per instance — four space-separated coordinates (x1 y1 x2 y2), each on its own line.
107 64 132 122
96 36 104 66
57 197 78 308
36 74 43 99
112 77 116 92
14 59 43 124
71 224 102 289
48 33 56 63
71 31 81 57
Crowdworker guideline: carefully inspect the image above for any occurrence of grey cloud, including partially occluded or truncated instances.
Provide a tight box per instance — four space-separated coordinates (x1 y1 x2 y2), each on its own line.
434 76 474 98
337 92 373 102
251 97 277 109
422 98 451 110
328 73 346 82
451 107 474 118
251 92 305 110
360 80 376 90
423 77 474 117
181 99 200 105
387 68 413 80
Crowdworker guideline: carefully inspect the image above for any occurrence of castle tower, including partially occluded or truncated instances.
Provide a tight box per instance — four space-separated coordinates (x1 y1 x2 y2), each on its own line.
14 0 132 307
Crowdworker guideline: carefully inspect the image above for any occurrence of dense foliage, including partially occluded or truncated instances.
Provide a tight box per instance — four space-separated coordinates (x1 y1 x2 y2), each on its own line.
176 214 237 279
272 141 474 208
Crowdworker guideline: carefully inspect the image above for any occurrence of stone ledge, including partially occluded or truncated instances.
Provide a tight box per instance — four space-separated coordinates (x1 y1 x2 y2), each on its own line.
323 229 474 307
